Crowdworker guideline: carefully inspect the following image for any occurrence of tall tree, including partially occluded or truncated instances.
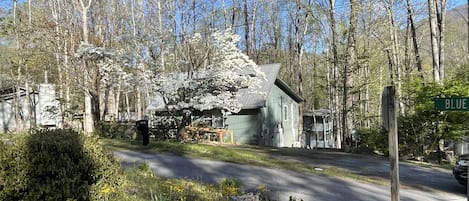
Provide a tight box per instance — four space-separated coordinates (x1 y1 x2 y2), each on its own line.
436 0 446 81
428 0 441 83
359 0 373 128
243 0 250 57
328 0 341 148
342 0 359 151
427 0 447 83
76 0 94 133
385 0 403 113
13 0 23 132
406 0 424 81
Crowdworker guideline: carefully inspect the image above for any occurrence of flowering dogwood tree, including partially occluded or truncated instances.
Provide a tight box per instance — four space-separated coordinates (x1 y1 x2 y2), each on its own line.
75 42 136 122
155 30 265 116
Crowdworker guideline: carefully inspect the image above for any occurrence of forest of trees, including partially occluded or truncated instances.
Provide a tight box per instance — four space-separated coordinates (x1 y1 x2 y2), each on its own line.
1 0 468 154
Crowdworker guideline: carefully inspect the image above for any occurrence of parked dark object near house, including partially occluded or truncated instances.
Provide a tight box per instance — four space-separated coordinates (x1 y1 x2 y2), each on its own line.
453 154 468 185
136 120 149 145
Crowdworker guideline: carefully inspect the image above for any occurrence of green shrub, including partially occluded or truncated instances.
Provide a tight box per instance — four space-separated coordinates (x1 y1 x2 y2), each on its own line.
96 122 137 140
0 129 127 201
354 127 388 155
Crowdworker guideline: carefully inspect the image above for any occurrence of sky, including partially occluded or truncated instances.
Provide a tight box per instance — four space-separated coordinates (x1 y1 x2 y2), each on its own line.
449 0 467 8
0 0 12 11
0 0 467 11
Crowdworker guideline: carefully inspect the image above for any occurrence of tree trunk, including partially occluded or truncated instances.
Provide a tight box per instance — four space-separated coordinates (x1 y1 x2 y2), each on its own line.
363 0 372 128
437 0 446 81
132 0 143 120
78 0 94 134
65 27 73 128
115 85 121 121
385 0 404 114
250 0 257 61
102 86 111 121
50 0 64 127
342 0 358 151
428 0 441 83
222 0 227 30
157 0 166 71
294 0 310 146
136 89 142 120
406 0 424 81
126 92 130 121
243 0 250 57
13 0 23 133
64 1 73 128
25 0 34 129
329 0 341 149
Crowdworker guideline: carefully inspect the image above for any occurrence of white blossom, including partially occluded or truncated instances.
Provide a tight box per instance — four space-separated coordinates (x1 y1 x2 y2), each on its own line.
155 30 265 114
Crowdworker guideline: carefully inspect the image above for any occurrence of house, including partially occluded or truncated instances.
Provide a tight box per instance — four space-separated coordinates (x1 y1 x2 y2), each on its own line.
225 63 304 147
145 63 304 147
0 83 61 133
303 109 338 149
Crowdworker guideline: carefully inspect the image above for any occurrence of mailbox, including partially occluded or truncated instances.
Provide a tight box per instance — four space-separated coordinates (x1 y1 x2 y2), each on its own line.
136 120 149 145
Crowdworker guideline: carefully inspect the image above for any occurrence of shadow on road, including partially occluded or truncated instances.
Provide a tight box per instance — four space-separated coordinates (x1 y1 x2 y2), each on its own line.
271 148 467 196
115 150 464 201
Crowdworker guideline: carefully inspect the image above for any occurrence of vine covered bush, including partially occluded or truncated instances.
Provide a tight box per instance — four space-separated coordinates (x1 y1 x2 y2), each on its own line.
0 129 127 201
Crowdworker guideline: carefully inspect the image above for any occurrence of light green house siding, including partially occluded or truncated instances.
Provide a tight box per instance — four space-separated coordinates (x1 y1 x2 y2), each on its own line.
225 110 260 144
262 84 300 147
226 84 300 147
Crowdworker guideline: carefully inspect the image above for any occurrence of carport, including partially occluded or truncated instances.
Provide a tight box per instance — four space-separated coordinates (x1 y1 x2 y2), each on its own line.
303 109 337 149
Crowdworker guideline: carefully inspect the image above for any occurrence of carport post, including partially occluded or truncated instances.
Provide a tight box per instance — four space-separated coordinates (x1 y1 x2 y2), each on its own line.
382 86 399 201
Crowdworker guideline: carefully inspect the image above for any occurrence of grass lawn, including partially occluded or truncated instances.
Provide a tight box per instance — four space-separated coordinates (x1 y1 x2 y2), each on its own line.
101 138 389 186
124 162 249 201
0 133 255 201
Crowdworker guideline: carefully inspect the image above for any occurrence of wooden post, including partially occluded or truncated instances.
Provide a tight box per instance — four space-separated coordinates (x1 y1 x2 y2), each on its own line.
219 130 223 143
382 86 399 201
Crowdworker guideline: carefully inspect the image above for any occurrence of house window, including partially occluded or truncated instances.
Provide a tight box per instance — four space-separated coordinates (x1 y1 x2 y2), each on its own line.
283 105 288 121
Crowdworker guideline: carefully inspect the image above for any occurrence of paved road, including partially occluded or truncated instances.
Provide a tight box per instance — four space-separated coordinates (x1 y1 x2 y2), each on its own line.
114 150 465 201
271 149 466 195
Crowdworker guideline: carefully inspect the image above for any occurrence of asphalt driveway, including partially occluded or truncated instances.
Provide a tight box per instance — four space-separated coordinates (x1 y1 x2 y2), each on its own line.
114 150 465 201
269 148 466 195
